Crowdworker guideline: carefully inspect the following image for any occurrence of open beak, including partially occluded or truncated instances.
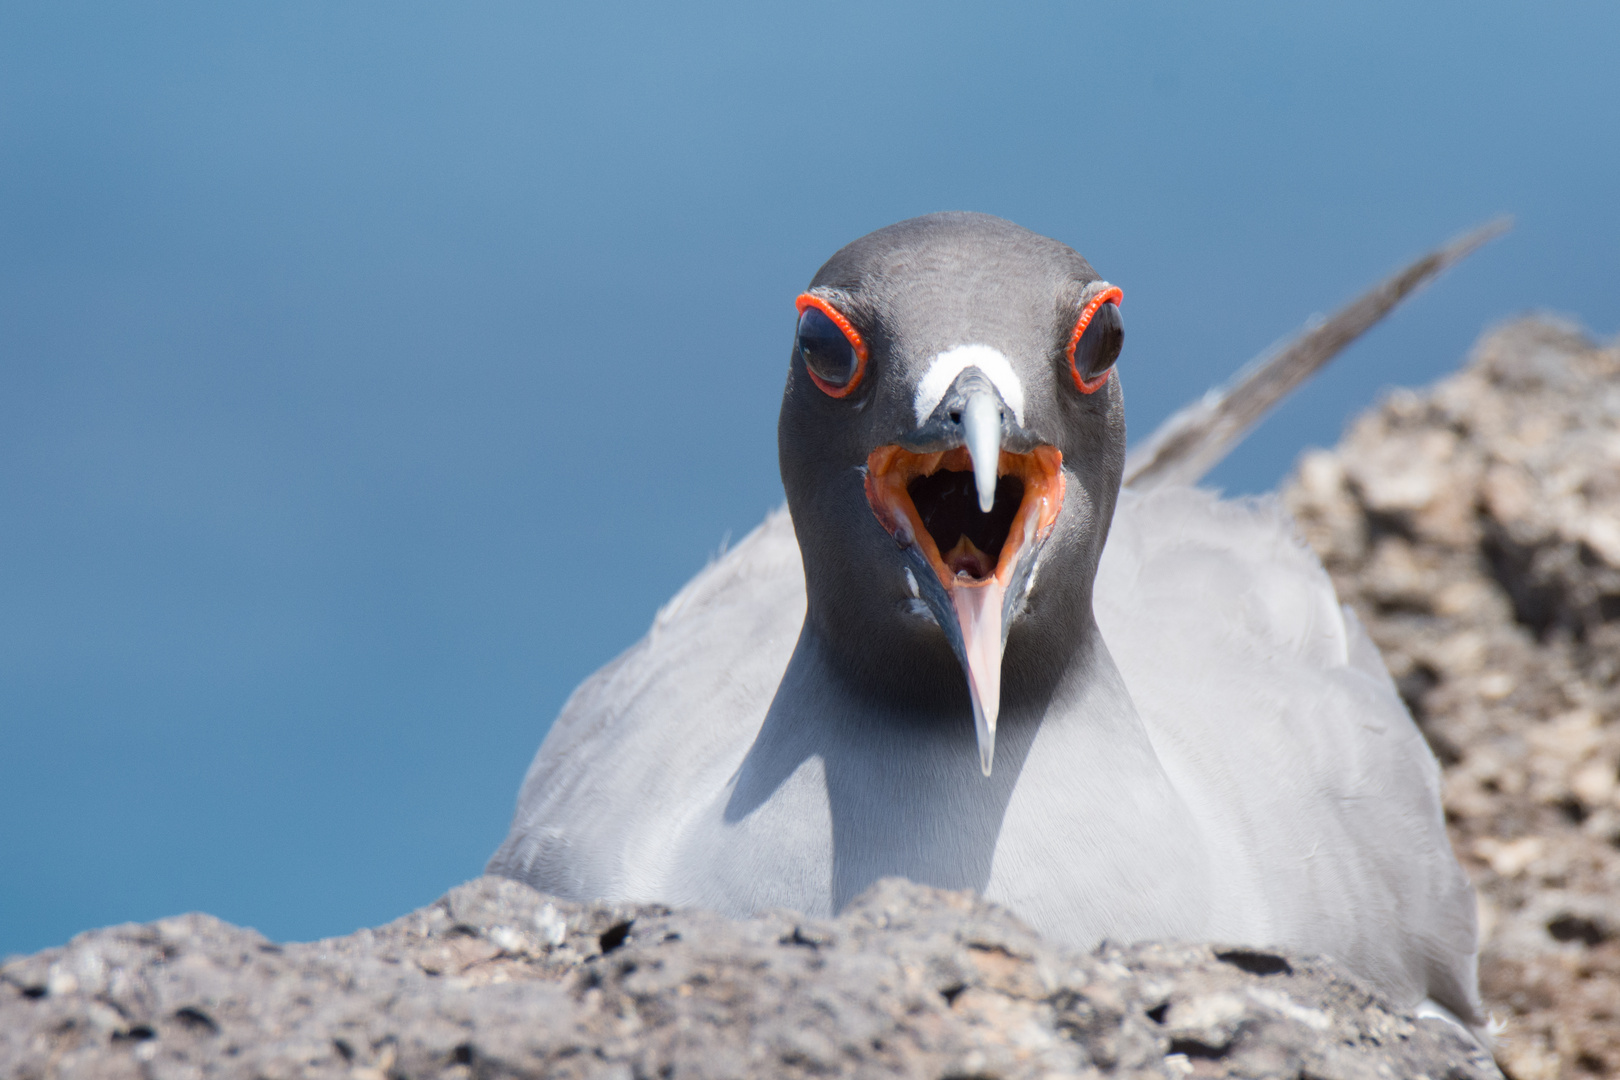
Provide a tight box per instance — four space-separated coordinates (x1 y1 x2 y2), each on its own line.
864 384 1065 775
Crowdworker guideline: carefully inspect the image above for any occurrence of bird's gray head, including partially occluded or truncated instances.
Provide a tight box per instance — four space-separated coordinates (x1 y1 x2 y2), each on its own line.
778 212 1126 775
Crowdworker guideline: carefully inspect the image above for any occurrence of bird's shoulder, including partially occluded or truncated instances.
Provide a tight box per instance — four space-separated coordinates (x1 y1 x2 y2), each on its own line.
1096 485 1480 1021
488 508 806 897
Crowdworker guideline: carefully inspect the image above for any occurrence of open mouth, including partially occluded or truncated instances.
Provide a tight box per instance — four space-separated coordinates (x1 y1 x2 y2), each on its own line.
863 440 1065 776
864 444 1065 592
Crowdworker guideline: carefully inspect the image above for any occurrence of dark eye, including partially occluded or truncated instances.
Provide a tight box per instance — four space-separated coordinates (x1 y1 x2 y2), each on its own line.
1066 290 1124 393
795 298 868 397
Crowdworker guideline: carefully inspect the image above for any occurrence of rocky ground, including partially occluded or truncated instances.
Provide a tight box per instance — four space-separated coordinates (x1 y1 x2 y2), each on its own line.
1286 317 1620 1080
3 315 1615 1079
0 876 1492 1079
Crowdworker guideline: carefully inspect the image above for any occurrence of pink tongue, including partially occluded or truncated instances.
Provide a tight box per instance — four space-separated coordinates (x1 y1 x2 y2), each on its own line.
950 577 1006 776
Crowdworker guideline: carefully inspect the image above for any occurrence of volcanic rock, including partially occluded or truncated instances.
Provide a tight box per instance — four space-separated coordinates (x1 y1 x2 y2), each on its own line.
1 876 1493 1079
1286 316 1620 1080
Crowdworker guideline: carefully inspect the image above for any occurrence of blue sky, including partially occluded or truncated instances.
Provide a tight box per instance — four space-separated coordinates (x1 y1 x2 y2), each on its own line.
2 1 1616 955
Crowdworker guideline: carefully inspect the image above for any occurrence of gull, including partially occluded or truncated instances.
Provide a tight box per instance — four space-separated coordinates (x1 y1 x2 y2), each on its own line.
491 212 1504 1029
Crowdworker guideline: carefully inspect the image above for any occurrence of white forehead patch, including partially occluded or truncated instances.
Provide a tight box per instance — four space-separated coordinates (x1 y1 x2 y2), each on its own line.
913 345 1026 427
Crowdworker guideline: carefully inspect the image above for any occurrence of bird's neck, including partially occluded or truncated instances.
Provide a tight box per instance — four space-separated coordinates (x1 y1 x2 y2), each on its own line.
724 615 1176 912
790 601 1133 761
803 573 1106 716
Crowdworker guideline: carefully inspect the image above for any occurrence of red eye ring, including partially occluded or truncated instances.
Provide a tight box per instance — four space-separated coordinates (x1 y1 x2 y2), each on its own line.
1065 286 1124 394
795 293 869 398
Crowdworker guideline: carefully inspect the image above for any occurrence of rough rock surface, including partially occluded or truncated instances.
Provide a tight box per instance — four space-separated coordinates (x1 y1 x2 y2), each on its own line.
1 876 1492 1080
1286 317 1620 1080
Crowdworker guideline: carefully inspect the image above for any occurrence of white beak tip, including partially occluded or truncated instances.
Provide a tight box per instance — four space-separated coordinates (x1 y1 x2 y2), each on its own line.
962 391 1002 517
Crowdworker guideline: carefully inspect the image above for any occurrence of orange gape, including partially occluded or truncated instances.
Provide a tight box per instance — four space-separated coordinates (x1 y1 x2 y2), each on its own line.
863 444 1066 592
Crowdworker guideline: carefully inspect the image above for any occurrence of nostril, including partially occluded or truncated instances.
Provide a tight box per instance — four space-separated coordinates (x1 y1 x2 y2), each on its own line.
948 410 961 423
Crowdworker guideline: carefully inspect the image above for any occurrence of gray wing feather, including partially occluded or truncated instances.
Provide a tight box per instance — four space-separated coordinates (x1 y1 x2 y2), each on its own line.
1123 218 1510 492
1095 486 1482 1023
487 508 806 900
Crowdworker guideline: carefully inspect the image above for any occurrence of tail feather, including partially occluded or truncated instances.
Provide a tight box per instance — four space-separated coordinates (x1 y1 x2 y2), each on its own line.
1123 218 1511 492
